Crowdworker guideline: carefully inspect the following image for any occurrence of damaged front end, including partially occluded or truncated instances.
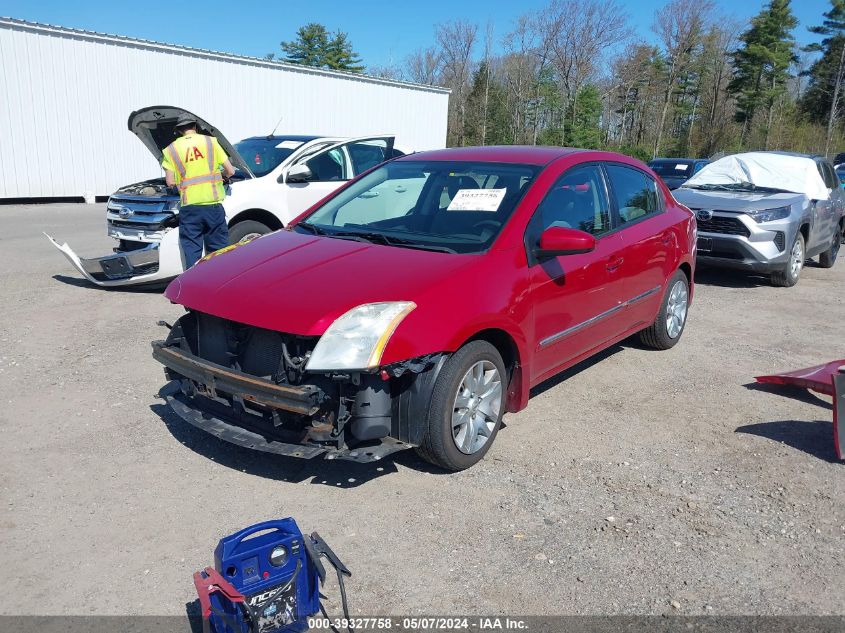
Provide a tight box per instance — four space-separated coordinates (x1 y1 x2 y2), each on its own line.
152 312 444 463
46 178 184 287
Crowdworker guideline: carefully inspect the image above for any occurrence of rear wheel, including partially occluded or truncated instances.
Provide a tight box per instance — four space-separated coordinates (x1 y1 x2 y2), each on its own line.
415 341 506 471
228 220 272 245
771 232 804 286
819 225 841 268
639 270 689 350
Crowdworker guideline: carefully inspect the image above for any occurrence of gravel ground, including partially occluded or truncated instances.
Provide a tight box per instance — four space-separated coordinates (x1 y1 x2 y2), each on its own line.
0 203 843 616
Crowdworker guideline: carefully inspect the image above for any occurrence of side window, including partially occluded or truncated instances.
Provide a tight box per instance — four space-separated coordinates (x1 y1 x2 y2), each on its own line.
347 142 388 174
305 148 349 181
605 165 660 224
532 165 612 237
821 161 837 189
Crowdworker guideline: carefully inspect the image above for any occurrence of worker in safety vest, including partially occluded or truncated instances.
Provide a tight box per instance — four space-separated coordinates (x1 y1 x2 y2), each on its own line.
162 114 236 268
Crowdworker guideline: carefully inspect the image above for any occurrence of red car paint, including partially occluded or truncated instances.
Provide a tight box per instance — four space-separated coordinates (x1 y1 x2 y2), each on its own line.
165 147 695 413
756 360 845 459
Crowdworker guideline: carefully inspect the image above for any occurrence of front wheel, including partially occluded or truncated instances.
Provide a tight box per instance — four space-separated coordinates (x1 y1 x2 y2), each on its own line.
639 270 689 350
228 220 272 245
771 232 805 287
415 341 506 471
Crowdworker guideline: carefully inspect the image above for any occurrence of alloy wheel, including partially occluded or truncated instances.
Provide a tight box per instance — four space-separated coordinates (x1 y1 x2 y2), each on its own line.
665 279 688 339
790 238 804 279
452 360 502 455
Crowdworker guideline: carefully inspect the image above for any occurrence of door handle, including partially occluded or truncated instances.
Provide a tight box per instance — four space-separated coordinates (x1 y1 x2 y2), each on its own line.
359 191 379 199
606 257 624 272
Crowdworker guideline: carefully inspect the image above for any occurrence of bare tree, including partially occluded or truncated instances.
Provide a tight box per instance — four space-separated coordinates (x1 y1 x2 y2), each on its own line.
651 0 714 157
435 20 479 145
405 47 442 85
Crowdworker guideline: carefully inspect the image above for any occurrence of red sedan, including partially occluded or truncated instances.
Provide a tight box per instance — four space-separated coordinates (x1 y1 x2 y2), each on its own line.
153 146 695 471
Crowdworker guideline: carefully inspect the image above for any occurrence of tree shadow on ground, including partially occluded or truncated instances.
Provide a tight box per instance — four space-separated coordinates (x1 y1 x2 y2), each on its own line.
735 419 840 463
150 401 447 487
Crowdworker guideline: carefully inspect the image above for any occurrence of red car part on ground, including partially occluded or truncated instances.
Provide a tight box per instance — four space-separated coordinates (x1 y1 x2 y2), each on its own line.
756 360 845 460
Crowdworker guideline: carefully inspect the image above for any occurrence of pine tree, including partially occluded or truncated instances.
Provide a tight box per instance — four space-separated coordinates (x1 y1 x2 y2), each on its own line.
275 24 364 73
566 85 603 149
324 31 365 72
280 23 330 67
728 0 797 148
802 0 845 154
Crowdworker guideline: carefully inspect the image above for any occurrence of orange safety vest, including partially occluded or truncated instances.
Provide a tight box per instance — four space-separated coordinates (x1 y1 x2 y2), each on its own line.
164 134 225 206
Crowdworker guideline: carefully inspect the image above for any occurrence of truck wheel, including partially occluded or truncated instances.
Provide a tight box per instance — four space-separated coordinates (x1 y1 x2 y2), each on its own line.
639 270 689 350
819 226 841 268
771 232 805 287
229 220 272 244
415 341 506 471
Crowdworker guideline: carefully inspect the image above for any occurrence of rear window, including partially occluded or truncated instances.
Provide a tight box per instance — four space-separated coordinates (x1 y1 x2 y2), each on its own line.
606 165 661 224
649 161 695 178
234 138 304 177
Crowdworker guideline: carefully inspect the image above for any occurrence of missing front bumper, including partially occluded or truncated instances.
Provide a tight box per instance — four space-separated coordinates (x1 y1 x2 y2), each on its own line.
165 391 409 462
45 229 184 287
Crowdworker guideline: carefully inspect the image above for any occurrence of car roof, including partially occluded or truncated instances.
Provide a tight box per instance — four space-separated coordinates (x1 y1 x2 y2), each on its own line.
401 145 589 166
239 134 323 143
650 157 707 163
760 150 826 161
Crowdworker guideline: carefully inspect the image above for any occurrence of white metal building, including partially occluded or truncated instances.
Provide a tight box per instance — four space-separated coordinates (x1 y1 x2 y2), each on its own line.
0 17 450 199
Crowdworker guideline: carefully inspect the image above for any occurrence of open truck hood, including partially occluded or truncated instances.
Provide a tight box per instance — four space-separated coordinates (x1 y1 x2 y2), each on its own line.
128 106 254 177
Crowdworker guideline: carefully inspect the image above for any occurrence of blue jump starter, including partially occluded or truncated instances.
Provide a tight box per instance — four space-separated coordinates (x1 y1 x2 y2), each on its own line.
206 518 321 633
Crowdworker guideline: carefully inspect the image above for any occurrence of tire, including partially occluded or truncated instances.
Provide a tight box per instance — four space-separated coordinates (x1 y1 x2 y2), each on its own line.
415 341 506 471
771 232 805 287
228 220 272 245
639 270 690 350
819 226 841 268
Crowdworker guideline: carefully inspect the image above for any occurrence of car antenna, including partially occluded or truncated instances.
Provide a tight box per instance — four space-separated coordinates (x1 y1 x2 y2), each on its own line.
267 114 284 139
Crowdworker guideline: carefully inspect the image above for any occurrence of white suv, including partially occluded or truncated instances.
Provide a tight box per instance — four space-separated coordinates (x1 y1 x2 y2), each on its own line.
47 106 398 287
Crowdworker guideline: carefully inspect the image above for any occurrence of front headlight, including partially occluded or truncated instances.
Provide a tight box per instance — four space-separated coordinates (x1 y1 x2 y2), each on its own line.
305 302 416 372
746 206 791 223
164 199 181 211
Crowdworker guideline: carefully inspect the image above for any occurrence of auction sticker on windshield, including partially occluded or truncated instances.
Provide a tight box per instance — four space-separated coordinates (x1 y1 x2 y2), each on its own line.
276 140 303 149
447 188 506 212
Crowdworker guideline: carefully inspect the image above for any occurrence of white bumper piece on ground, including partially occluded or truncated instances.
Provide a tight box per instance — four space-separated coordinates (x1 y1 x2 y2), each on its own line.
44 228 185 287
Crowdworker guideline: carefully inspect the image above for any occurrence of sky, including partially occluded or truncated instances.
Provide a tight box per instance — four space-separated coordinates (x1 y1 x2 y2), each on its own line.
0 0 834 70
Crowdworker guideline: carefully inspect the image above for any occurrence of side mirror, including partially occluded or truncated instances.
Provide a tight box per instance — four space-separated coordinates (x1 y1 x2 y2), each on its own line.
284 164 313 184
535 226 596 258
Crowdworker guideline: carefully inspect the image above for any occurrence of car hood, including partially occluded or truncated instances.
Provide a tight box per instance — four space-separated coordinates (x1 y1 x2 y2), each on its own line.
672 188 806 211
164 230 477 336
127 106 254 177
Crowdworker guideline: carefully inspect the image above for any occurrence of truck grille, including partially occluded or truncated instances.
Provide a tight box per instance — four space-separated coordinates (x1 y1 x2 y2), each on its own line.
696 215 750 237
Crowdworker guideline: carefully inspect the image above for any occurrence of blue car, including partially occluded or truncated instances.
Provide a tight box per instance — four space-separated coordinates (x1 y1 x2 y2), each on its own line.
648 158 710 190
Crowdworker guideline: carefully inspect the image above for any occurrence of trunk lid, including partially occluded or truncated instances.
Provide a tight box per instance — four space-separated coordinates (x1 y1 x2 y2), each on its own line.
127 106 254 177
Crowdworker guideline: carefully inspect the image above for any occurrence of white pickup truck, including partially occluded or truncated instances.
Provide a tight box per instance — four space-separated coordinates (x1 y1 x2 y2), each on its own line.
46 106 397 287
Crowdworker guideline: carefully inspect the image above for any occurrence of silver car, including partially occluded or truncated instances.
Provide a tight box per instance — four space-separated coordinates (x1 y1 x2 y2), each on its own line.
673 152 845 286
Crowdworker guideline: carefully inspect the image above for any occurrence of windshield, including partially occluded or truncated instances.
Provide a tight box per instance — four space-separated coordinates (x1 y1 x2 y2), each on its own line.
296 160 539 254
649 161 696 178
234 138 306 177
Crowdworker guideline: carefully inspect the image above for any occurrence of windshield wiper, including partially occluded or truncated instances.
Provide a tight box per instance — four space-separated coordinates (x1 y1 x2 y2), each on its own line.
295 221 326 235
331 230 457 253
